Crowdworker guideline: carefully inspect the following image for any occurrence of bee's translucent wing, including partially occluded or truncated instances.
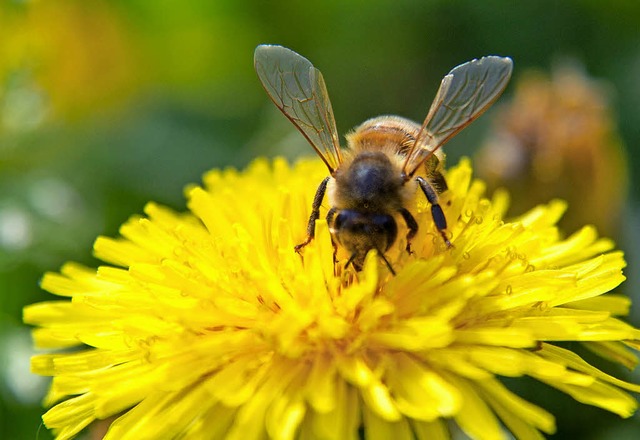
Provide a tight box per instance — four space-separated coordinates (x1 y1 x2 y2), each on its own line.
403 56 513 177
254 45 343 173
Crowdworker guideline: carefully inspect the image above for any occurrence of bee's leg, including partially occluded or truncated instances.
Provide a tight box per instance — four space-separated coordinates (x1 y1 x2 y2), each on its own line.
295 177 330 253
398 208 418 254
326 207 339 264
416 176 452 247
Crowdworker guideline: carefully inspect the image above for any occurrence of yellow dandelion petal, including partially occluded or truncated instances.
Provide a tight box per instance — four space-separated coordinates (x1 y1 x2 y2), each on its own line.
538 344 640 393
446 374 505 440
582 340 639 369
541 377 638 418
476 377 556 439
411 418 449 440
304 353 339 414
567 294 631 315
362 404 413 440
304 378 360 440
361 378 402 421
24 157 640 439
42 394 97 440
455 327 538 348
386 352 461 420
266 391 307 440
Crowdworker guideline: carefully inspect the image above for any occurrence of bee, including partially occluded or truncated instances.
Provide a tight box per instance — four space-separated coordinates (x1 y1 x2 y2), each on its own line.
254 45 513 273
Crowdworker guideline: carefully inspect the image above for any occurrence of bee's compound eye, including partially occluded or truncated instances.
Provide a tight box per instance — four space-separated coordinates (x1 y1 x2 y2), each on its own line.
369 213 393 232
371 214 398 251
332 210 349 231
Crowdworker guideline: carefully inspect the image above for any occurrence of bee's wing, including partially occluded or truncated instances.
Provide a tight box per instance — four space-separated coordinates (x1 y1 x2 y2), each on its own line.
254 45 343 174
403 56 513 177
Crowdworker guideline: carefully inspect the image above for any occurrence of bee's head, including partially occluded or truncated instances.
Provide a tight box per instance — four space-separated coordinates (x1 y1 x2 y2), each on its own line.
332 209 397 270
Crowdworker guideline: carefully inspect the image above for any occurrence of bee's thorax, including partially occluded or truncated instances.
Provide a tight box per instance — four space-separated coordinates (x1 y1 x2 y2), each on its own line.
332 151 404 212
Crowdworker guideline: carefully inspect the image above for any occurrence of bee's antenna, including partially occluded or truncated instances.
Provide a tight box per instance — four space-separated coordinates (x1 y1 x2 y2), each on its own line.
345 251 397 275
345 253 359 272
377 250 396 276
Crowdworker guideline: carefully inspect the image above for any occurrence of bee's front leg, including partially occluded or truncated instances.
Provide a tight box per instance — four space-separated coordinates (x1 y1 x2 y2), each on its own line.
416 176 452 247
398 208 418 254
295 176 330 253
326 207 339 264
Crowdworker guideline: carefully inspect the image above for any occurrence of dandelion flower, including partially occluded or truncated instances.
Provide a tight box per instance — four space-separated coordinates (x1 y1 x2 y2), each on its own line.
24 157 640 440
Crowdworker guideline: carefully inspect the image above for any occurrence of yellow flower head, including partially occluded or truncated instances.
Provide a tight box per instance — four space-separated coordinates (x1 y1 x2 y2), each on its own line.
24 157 639 440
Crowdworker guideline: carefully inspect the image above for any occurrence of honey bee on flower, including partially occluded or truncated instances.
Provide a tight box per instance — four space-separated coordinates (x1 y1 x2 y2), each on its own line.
254 45 512 273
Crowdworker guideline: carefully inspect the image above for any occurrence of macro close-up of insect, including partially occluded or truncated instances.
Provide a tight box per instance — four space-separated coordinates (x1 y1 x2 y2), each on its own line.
254 45 513 273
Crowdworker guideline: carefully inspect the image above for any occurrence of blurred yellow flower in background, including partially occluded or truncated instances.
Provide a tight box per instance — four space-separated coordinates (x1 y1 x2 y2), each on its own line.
0 2 137 124
0 1 259 127
24 157 640 440
475 64 628 238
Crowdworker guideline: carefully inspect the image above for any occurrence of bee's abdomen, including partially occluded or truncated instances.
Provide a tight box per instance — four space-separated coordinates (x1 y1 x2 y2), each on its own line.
347 115 421 155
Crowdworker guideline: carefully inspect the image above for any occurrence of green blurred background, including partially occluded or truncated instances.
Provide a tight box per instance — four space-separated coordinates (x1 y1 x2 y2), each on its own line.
1 1 639 438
